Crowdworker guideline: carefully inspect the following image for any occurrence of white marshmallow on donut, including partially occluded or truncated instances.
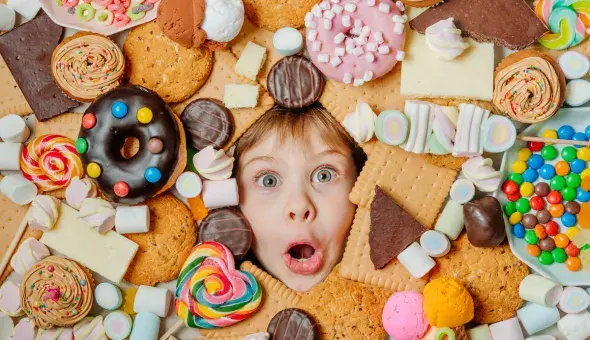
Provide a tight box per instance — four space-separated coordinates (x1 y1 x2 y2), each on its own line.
115 205 150 234
332 4 343 14
0 174 37 205
312 41 322 52
516 303 560 335
397 242 435 278
202 178 239 209
0 142 22 170
518 274 562 307
0 114 30 142
557 311 590 340
95 282 123 310
558 286 590 314
133 285 171 317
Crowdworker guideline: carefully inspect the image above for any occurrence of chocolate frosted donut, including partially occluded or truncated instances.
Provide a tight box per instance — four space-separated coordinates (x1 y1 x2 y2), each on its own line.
77 86 183 204
198 207 253 260
181 98 234 151
267 56 324 109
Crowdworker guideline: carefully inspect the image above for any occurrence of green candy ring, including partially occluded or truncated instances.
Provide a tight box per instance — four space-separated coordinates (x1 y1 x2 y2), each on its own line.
127 4 146 21
435 327 456 340
75 3 96 22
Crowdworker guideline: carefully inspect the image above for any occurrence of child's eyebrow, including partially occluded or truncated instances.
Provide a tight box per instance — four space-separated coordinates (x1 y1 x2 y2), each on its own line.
241 155 276 168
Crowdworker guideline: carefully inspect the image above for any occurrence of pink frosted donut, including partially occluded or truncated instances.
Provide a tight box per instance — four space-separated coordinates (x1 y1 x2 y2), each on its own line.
305 0 406 86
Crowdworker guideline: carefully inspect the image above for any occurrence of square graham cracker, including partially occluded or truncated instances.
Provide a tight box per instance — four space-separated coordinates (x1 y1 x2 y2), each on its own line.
171 50 274 150
339 143 457 290
33 113 83 199
0 54 32 117
201 261 301 339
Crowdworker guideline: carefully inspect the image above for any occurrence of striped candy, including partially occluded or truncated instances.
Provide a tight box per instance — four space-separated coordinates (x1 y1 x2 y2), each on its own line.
174 242 262 329
20 134 83 191
535 0 590 49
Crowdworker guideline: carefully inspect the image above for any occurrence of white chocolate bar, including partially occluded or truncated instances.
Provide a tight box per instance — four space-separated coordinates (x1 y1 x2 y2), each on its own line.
235 41 267 80
40 204 139 283
519 274 562 307
223 84 260 109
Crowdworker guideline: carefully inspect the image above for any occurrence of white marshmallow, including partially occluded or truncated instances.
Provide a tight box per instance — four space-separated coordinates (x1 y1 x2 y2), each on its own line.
133 285 171 318
129 312 160 340
519 274 563 307
366 42 377 52
115 205 150 234
365 52 375 63
0 114 30 143
318 53 330 63
344 3 356 12
323 9 335 19
343 73 353 84
517 303 560 335
0 174 37 205
323 18 332 30
466 325 492 340
342 15 351 27
0 142 22 170
354 18 362 29
312 4 322 17
363 71 373 81
354 35 367 46
305 12 313 22
202 178 239 209
305 20 316 28
366 0 375 6
312 40 322 52
307 29 318 41
332 4 343 14
394 22 404 34
489 318 524 340
353 47 364 56
378 45 390 54
6 0 39 20
373 31 384 43
334 47 346 56
334 32 346 44
273 27 303 56
397 242 435 278
396 50 405 61
320 2 330 10
0 5 15 33
557 311 590 340
353 78 364 86
361 26 371 36
330 57 342 67
434 200 464 240
378 3 390 13
395 0 405 11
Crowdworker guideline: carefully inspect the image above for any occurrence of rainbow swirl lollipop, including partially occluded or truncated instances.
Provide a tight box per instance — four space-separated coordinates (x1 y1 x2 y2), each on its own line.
174 242 262 329
535 0 590 50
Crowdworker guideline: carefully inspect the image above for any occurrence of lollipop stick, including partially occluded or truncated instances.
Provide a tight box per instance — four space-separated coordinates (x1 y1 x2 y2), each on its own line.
159 320 183 340
517 135 590 147
0 209 30 278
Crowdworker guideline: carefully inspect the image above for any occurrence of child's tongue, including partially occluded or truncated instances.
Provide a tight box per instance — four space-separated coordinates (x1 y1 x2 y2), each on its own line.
290 244 315 260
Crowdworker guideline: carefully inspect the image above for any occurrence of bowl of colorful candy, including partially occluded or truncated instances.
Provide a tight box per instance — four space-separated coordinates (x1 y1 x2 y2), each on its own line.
40 0 160 36
495 108 590 286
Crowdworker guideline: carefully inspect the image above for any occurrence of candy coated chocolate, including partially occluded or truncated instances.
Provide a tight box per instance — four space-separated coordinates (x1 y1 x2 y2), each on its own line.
79 86 180 204
181 98 234 151
463 196 506 247
535 182 551 197
267 56 325 109
565 201 581 214
522 214 538 229
198 207 253 260
539 238 556 251
537 209 551 224
147 138 164 154
267 308 319 340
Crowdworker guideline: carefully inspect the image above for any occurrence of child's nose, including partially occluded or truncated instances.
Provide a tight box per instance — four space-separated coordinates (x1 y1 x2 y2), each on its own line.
287 200 316 223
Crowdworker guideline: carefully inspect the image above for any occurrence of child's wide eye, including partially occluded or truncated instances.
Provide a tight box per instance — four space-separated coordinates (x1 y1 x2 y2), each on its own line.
258 174 280 187
312 168 335 183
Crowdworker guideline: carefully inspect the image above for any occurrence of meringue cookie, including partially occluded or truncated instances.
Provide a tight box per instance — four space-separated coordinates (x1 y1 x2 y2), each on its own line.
79 198 116 234
193 145 234 181
425 18 469 61
462 157 502 192
342 102 377 144
9 237 50 275
201 0 245 42
28 195 61 231
65 176 97 210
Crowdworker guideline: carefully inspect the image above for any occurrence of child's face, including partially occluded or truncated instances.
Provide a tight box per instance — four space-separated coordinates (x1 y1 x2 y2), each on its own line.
238 128 357 292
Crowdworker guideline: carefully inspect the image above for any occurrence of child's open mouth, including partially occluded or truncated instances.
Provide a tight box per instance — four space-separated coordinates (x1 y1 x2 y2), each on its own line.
283 242 323 275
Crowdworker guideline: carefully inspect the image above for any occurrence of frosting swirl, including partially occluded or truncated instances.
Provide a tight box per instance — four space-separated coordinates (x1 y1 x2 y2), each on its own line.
52 34 124 101
78 198 116 234
28 195 61 231
493 56 561 123
20 256 93 329
425 18 469 60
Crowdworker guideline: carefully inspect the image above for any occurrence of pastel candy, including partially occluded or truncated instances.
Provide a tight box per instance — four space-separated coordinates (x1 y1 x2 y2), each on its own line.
0 174 37 205
65 176 97 210
489 317 524 340
133 285 171 318
342 102 377 144
114 205 150 234
104 311 132 340
516 303 560 335
79 198 116 234
374 110 408 146
397 242 436 279
557 311 590 340
453 103 489 157
565 78 590 107
558 51 590 79
175 172 203 199
481 115 516 153
432 105 456 152
558 286 590 314
419 230 451 257
28 195 61 231
434 200 464 240
95 282 123 311
35 327 74 339
10 237 50 275
428 133 450 155
273 27 303 56
535 0 587 50
12 318 36 339
466 324 491 340
449 178 475 204
403 100 435 154
193 145 234 181
202 178 239 209
74 316 107 340
129 312 159 340
0 281 22 316
519 274 562 307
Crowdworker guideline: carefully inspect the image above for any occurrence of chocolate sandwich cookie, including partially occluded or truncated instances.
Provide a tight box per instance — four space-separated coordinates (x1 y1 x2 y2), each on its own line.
198 207 253 260
78 86 183 204
268 308 319 340
181 98 234 151
267 56 324 109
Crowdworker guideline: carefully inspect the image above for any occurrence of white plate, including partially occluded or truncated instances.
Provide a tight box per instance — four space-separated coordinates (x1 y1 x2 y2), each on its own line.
40 0 159 36
494 108 590 286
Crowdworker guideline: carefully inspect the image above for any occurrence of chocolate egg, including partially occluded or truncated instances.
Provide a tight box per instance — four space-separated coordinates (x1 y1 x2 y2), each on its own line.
522 214 538 229
537 209 551 224
535 182 551 197
539 238 556 251
463 197 506 247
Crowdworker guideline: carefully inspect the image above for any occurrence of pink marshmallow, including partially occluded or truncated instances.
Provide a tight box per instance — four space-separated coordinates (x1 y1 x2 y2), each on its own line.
202 178 239 209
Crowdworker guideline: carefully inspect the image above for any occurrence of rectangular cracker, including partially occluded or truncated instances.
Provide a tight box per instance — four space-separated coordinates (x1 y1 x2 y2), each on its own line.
339 207 428 292
201 261 301 339
349 142 457 225
171 50 274 150
33 112 83 199
0 54 32 117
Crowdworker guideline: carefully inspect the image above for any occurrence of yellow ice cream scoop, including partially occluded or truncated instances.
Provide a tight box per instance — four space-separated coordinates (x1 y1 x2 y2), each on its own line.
423 278 474 327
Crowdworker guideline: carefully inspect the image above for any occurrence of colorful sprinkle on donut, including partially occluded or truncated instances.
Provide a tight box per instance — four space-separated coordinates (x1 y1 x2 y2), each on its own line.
82 113 97 129
114 181 130 197
111 101 128 118
87 162 102 178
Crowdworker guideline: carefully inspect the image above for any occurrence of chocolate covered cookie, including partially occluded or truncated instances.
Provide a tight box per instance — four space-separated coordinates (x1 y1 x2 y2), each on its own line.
181 98 234 151
198 207 253 260
268 308 319 340
267 56 324 109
